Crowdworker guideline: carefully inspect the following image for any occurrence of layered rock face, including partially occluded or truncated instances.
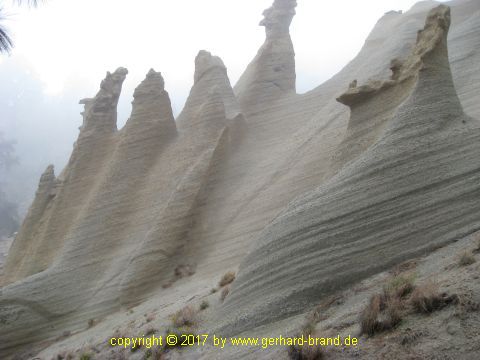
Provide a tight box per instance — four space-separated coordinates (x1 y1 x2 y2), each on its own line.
1 0 480 356
217 4 480 335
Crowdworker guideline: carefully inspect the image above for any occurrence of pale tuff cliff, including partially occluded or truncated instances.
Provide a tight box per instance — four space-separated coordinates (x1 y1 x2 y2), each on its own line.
216 4 480 335
1 0 480 357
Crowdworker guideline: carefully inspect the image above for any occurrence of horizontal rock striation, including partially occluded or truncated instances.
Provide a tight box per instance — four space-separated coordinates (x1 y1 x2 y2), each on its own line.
216 5 480 335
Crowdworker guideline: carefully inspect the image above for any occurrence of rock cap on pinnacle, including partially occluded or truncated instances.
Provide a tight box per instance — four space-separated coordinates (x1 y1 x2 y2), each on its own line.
260 0 297 38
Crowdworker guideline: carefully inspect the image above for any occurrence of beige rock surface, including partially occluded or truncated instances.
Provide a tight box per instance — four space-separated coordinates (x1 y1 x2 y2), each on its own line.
1 0 480 358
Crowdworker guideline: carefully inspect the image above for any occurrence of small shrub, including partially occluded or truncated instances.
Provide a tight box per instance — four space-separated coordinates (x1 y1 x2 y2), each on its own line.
410 283 458 313
219 271 236 287
79 354 91 360
88 318 96 328
383 273 416 299
385 296 403 327
459 251 476 266
360 294 383 336
360 294 403 336
199 300 209 311
171 305 197 328
220 286 230 302
210 288 217 294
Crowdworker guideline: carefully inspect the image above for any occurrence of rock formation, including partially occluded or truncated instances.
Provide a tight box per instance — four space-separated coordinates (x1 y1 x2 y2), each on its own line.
234 0 296 114
216 4 480 335
1 0 480 357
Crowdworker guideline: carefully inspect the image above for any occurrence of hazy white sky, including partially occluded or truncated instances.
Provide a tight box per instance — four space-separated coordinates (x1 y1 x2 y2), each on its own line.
1 0 444 114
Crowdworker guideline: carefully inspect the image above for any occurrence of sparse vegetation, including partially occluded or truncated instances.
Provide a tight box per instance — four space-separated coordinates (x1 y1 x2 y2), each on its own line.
360 272 459 336
383 273 416 299
458 251 476 266
79 354 91 360
87 318 96 328
219 271 236 287
171 305 197 328
200 300 209 310
210 287 218 294
220 286 230 302
360 273 415 336
288 326 324 360
360 293 402 336
410 282 458 313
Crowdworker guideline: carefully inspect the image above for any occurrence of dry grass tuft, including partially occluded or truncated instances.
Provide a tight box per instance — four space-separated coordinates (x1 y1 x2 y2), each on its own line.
199 300 209 311
171 305 197 328
219 271 236 287
359 274 415 336
79 354 91 360
410 282 458 313
458 251 476 266
360 293 404 336
220 286 230 302
383 273 416 299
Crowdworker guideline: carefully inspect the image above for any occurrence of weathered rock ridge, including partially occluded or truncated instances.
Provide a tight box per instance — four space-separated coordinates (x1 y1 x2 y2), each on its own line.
216 4 480 334
1 0 480 357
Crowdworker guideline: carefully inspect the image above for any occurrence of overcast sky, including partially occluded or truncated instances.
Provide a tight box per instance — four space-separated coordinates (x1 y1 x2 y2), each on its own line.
0 0 445 117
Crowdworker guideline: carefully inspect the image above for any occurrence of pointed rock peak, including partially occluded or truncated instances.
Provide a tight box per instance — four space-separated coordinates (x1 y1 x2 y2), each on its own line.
194 50 227 84
260 0 297 39
40 164 55 181
337 5 452 107
125 68 176 136
132 69 166 102
37 164 56 195
93 67 128 114
79 68 128 134
260 0 297 32
177 50 240 127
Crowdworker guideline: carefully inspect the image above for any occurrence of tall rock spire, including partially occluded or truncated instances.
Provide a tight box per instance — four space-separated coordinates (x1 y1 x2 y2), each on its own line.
234 0 296 114
79 67 128 134
123 69 177 141
261 0 297 39
177 50 241 129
